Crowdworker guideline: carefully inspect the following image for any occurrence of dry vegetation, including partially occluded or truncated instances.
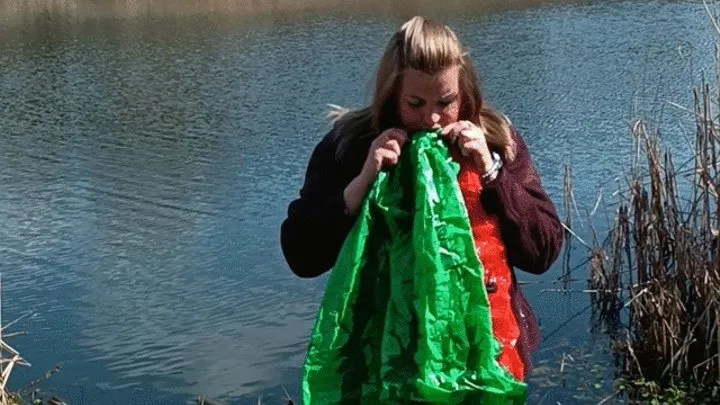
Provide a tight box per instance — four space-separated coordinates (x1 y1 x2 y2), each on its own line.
576 4 720 402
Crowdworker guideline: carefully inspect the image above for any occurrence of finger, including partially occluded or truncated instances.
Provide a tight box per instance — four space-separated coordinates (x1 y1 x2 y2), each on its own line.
466 121 487 139
384 139 402 156
443 125 463 144
377 148 399 168
441 122 459 136
460 128 480 140
461 137 481 150
458 137 472 156
372 134 386 149
385 129 408 147
387 153 399 166
378 146 400 160
385 130 407 150
390 129 408 147
462 139 489 159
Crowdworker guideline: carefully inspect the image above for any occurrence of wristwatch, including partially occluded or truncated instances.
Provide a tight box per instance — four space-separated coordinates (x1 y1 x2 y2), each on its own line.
482 151 502 183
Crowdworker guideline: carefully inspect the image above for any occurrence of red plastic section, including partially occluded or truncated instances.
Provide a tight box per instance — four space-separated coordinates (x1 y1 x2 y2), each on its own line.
455 153 526 381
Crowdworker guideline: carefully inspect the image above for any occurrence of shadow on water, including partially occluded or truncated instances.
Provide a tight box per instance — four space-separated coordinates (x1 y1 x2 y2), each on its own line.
0 0 716 403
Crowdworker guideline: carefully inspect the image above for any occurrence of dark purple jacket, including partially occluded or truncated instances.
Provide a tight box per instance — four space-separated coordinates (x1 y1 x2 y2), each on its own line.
280 124 564 279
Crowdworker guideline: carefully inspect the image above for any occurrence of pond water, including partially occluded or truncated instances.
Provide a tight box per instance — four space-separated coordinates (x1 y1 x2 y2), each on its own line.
0 0 716 403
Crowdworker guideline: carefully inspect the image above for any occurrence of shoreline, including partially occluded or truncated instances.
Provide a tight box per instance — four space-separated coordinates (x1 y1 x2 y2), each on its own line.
0 0 591 26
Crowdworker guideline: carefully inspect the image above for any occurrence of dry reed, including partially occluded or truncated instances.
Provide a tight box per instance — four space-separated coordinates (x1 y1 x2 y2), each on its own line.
579 7 720 398
0 276 31 405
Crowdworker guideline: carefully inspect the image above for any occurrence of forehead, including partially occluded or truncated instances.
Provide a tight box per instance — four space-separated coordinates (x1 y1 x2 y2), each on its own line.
399 66 460 98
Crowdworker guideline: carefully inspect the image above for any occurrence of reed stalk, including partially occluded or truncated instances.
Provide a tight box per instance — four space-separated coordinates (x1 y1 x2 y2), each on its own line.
582 7 720 398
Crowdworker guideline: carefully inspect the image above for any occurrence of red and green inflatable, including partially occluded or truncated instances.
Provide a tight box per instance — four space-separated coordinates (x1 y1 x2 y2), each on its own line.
301 130 529 404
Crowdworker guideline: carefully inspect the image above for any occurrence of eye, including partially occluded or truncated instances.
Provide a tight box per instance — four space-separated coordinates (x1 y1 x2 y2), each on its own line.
438 96 457 109
408 99 425 109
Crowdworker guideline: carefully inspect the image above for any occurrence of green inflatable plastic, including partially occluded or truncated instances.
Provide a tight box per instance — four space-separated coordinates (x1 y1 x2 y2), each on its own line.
301 130 526 404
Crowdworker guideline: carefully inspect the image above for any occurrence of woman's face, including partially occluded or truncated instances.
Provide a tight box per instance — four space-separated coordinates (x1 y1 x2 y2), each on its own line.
396 65 461 135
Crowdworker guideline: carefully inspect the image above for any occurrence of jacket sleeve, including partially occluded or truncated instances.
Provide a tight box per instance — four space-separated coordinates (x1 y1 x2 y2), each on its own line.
280 130 358 278
480 127 564 275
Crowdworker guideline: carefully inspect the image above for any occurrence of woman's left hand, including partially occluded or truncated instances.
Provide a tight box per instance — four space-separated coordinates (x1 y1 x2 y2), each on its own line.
440 120 494 174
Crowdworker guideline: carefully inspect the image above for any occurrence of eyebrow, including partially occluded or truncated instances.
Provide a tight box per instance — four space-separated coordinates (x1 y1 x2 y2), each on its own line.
408 92 458 100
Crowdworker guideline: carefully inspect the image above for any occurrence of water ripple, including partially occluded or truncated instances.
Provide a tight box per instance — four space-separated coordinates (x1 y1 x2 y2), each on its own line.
0 2 714 404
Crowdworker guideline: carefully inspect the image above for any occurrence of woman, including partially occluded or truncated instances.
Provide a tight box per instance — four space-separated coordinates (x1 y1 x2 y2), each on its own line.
280 16 563 382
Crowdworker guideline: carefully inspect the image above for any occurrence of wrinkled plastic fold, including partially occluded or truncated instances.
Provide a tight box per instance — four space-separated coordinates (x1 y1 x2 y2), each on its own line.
301 130 526 404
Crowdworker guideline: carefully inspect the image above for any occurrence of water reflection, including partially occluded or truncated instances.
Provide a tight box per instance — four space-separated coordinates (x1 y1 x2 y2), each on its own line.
0 0 595 29
0 1 715 403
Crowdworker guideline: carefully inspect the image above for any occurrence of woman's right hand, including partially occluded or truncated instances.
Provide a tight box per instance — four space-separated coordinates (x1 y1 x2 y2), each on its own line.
343 128 408 215
361 128 409 180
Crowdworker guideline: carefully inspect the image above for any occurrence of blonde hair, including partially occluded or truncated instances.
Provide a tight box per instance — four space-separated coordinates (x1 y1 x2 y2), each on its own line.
329 16 517 162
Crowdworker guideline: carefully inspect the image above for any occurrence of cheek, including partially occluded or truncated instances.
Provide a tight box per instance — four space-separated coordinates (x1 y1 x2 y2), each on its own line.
397 104 420 125
440 103 460 124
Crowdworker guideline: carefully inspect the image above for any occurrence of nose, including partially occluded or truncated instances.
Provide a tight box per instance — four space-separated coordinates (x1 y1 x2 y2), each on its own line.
423 112 441 129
